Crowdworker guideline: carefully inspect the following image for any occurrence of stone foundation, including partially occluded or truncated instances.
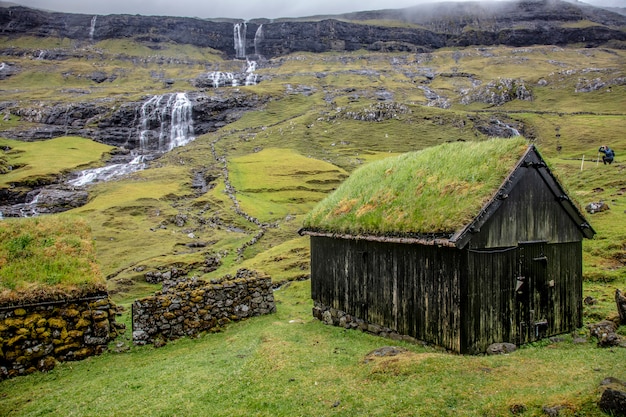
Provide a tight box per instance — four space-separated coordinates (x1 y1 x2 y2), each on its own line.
0 294 120 379
132 269 275 345
312 301 420 344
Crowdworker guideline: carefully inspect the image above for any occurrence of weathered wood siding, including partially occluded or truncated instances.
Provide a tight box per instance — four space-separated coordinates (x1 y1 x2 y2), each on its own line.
468 164 583 249
461 241 582 353
310 236 462 352
461 246 517 354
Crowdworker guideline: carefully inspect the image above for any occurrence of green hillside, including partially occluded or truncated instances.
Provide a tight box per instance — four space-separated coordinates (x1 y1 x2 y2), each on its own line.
0 30 625 416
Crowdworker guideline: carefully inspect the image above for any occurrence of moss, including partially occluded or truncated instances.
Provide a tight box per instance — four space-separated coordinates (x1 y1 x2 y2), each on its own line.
303 138 530 236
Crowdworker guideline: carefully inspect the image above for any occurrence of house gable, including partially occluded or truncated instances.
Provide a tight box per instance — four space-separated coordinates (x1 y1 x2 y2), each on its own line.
450 146 594 249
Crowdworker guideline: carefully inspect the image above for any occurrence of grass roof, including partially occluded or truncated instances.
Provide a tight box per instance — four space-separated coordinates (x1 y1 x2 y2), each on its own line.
0 216 106 305
302 138 530 236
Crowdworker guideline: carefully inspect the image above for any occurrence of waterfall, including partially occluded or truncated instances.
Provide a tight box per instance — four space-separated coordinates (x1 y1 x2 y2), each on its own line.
169 93 194 150
69 93 194 187
68 155 146 187
138 93 195 151
254 24 263 56
245 59 258 86
234 22 247 59
494 119 521 137
208 71 238 88
89 16 97 40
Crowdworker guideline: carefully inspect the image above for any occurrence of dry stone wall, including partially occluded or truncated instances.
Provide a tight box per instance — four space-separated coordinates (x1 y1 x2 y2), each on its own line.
132 269 275 345
0 295 121 379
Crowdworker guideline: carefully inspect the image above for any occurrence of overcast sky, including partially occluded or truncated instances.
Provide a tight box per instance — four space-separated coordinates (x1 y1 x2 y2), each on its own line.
6 0 624 20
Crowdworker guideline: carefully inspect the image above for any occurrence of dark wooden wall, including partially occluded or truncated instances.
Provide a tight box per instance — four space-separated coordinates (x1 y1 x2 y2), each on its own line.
310 236 462 352
461 241 582 353
468 165 583 249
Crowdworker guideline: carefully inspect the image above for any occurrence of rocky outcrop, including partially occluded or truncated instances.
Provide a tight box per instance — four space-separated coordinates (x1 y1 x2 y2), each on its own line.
1 1 624 60
0 92 267 147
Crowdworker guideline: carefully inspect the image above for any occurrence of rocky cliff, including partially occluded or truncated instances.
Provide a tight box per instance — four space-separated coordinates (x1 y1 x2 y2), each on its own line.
1 0 625 59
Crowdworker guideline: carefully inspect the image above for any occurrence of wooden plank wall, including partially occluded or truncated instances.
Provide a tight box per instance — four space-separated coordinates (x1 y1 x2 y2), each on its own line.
310 236 462 352
461 241 582 353
462 247 518 353
468 166 583 250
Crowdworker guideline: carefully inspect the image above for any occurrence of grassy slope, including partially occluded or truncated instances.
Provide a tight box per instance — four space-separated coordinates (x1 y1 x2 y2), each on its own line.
0 36 624 416
0 281 624 417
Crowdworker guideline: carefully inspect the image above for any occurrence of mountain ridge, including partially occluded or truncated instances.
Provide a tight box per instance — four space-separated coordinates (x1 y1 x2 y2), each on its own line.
1 0 625 59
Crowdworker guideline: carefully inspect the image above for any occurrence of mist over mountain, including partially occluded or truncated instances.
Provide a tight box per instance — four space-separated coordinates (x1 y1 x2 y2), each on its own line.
1 0 625 60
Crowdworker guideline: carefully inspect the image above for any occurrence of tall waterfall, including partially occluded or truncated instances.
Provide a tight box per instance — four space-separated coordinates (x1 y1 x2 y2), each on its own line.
89 16 97 40
68 93 194 187
234 22 247 59
138 93 195 151
254 24 263 57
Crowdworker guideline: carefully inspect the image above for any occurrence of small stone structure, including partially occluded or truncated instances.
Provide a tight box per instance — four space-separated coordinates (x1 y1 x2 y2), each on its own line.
132 269 275 345
0 294 120 379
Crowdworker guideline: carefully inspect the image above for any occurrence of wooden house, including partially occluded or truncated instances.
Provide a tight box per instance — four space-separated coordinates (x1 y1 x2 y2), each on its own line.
299 139 595 354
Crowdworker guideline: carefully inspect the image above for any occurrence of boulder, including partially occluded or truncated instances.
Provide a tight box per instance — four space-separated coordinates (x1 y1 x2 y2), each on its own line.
588 320 622 347
486 342 517 355
599 377 626 416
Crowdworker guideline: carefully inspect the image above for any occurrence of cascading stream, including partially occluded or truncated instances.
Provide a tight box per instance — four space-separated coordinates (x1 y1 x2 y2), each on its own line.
69 92 194 187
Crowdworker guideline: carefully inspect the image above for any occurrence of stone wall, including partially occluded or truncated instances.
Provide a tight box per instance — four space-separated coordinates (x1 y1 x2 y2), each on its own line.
0 294 121 379
132 269 275 345
313 301 420 344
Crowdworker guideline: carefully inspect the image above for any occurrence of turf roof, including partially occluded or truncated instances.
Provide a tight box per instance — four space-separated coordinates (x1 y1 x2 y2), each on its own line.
302 138 531 237
0 216 106 305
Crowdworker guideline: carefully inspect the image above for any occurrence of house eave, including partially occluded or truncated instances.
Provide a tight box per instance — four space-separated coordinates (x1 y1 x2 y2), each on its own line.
298 228 457 247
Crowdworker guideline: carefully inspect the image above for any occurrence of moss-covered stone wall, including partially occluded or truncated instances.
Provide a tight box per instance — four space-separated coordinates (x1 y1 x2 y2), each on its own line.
0 295 121 379
132 269 275 345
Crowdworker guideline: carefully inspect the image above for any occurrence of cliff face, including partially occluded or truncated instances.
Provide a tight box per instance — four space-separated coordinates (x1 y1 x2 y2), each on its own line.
1 0 625 59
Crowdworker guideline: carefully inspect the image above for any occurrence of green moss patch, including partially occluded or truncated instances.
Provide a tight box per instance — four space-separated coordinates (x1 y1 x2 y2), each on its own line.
0 216 105 305
303 138 530 236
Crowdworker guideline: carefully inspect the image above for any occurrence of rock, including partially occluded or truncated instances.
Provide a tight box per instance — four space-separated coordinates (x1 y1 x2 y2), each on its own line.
616 289 626 324
599 378 626 416
542 405 565 416
365 346 407 358
486 342 517 355
89 71 109 83
588 320 622 347
585 201 610 214
584 296 597 305
461 78 533 106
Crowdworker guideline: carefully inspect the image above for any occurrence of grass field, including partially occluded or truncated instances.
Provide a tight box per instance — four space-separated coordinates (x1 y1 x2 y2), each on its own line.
0 34 625 416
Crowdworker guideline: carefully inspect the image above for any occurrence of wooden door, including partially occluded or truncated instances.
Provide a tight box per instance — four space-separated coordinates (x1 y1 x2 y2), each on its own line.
516 241 550 344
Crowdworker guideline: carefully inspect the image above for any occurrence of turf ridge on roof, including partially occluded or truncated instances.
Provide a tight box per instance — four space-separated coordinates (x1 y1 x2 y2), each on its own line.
0 216 106 305
302 137 530 236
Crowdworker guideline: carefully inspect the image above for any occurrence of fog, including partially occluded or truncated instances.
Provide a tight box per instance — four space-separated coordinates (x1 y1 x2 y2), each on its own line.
5 0 623 20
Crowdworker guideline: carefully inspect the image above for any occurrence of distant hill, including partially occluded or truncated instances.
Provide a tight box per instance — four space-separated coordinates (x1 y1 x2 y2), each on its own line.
0 0 625 59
